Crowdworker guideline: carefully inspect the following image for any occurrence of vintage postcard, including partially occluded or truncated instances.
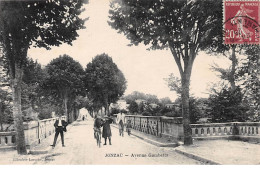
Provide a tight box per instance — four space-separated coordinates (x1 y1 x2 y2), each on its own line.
0 0 259 165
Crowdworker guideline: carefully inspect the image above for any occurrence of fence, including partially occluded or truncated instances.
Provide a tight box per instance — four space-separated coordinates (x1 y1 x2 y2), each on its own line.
190 122 260 138
0 116 66 149
114 114 260 142
114 114 184 141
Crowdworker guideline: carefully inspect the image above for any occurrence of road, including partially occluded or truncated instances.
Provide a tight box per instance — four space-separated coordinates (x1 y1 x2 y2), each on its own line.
33 119 203 165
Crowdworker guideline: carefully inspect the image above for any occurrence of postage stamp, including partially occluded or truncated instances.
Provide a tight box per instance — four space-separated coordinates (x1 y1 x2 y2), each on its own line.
223 0 260 44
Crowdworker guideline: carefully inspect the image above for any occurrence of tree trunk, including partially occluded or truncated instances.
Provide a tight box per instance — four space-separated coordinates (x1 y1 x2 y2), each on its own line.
76 108 79 120
0 102 3 132
181 72 193 145
64 95 69 123
169 42 194 145
230 46 237 92
104 106 107 116
11 66 27 154
0 122 3 132
72 107 77 122
107 104 110 116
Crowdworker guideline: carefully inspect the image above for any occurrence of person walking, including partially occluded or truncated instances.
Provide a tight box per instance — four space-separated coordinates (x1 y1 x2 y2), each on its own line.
93 114 103 140
102 116 113 145
126 119 131 136
51 115 68 148
116 111 125 136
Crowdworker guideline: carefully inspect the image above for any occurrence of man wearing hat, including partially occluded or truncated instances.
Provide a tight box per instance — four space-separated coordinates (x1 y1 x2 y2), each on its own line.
102 115 113 145
51 115 68 148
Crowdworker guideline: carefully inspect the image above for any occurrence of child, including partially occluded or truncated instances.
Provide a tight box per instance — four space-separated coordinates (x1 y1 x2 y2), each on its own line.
126 120 132 136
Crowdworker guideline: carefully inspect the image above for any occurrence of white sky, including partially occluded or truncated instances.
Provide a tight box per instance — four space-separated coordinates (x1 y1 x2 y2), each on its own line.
28 0 231 102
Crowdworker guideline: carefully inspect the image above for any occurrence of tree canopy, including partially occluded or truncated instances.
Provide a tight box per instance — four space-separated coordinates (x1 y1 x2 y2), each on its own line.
43 54 85 122
239 45 260 121
128 101 139 114
84 53 127 115
123 91 159 104
0 0 88 75
0 0 88 154
208 87 249 122
109 0 222 145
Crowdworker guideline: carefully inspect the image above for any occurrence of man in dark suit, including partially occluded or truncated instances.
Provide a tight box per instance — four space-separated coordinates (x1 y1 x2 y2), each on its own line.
51 115 68 148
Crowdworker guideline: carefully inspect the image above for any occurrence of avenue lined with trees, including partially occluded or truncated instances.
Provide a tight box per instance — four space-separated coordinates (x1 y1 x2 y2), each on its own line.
0 0 259 155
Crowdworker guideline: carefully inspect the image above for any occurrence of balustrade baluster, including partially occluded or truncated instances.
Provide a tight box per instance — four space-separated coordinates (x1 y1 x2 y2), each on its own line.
147 117 149 134
157 119 159 136
140 117 141 131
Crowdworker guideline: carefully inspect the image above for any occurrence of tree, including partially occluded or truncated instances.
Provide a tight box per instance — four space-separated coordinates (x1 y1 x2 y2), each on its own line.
123 91 146 103
0 0 87 154
84 53 127 116
238 45 260 121
0 50 12 131
128 101 138 114
43 55 85 123
208 87 249 122
124 91 160 104
109 0 222 145
0 89 13 131
159 97 172 106
209 45 242 92
189 97 201 124
164 73 182 97
146 94 159 104
138 102 145 114
21 59 65 120
110 107 121 116
20 58 46 120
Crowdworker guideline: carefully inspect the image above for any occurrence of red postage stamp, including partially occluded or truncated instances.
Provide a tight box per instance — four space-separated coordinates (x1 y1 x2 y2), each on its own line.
224 0 260 44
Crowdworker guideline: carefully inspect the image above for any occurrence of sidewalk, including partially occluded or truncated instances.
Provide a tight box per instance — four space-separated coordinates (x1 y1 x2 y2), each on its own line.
0 120 83 165
112 124 260 165
28 121 77 154
175 139 260 165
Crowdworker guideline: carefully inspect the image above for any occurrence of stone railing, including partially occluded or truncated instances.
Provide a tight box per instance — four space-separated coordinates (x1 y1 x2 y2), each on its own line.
114 114 184 141
190 122 260 138
0 116 67 149
0 131 16 148
114 114 260 142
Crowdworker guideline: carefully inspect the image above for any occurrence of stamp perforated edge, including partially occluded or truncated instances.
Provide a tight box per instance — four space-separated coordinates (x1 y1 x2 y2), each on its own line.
223 0 260 45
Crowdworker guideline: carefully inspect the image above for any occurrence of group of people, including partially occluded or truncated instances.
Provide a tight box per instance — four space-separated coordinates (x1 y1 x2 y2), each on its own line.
93 114 113 145
93 112 132 146
50 112 132 148
116 112 132 137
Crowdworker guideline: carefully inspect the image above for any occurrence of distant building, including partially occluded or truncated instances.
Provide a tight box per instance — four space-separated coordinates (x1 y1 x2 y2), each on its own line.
117 100 128 110
110 99 129 111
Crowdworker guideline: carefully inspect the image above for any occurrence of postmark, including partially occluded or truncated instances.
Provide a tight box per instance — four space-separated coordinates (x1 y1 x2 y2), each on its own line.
223 0 260 44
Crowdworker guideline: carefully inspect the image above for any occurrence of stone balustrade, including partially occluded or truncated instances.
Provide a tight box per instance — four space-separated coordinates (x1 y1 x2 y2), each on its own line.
0 131 16 148
191 122 260 138
114 114 260 142
0 116 67 149
115 114 184 141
